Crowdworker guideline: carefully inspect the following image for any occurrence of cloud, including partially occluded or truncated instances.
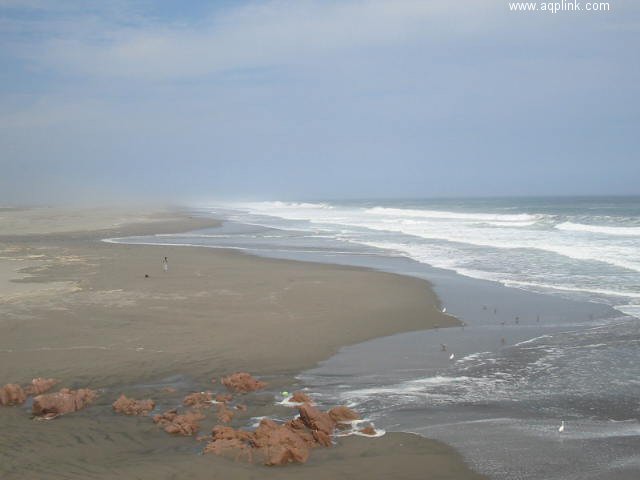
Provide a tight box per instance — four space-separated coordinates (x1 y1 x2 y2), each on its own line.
21 0 500 80
0 0 638 202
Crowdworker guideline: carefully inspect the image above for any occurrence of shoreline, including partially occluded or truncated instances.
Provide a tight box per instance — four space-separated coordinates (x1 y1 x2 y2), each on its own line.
0 207 484 479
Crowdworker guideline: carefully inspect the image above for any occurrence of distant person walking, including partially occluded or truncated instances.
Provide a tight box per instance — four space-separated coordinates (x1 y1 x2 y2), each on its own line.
162 256 168 273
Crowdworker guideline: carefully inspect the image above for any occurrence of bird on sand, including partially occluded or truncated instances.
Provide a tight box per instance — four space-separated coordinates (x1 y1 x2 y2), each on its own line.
558 420 565 433
442 307 447 313
449 353 455 360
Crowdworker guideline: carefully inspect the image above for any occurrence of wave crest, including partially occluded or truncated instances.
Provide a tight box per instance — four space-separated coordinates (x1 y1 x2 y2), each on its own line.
555 222 640 236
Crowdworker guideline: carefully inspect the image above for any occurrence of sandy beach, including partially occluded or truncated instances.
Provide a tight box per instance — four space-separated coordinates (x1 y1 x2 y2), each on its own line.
0 207 484 479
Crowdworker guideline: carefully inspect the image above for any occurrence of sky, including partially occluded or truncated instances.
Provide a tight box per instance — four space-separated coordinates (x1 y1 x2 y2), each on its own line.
0 0 639 204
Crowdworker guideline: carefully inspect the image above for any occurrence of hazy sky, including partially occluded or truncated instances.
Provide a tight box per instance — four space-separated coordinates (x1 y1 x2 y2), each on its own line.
1 0 639 204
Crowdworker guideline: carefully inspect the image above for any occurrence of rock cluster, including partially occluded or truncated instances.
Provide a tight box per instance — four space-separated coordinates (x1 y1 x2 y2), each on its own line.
112 394 155 415
3 371 379 468
221 372 267 393
203 403 363 466
32 388 98 419
0 378 59 406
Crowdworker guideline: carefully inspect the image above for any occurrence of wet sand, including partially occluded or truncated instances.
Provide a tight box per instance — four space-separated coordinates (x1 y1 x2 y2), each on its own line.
0 208 484 479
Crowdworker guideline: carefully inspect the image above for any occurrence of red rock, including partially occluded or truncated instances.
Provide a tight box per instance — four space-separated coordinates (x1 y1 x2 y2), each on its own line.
203 404 365 466
215 393 233 403
112 394 155 415
285 422 317 447
290 391 312 404
298 404 335 436
359 426 377 436
253 419 311 465
204 437 254 462
153 409 204 436
212 425 254 442
216 402 234 424
221 372 267 394
328 405 360 423
205 419 314 466
32 388 97 418
0 383 27 406
253 418 279 444
183 391 213 408
205 425 256 462
312 429 332 447
286 417 307 430
24 378 59 396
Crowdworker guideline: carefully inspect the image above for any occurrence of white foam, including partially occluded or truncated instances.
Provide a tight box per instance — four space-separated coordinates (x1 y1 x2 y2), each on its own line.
335 427 386 438
556 222 640 237
503 280 640 300
207 202 640 275
277 396 307 407
364 207 541 223
615 304 640 320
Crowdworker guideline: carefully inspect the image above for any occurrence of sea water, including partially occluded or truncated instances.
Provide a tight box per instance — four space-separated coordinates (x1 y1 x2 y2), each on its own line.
110 196 640 479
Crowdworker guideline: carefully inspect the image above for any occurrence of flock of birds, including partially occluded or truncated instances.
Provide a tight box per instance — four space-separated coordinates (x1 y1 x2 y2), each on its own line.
440 305 567 434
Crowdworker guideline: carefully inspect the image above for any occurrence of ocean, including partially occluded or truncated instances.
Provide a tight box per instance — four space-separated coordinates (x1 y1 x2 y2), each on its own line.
109 196 640 479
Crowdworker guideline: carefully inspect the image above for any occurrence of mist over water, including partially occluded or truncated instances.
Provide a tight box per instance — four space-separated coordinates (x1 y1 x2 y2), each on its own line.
111 196 640 479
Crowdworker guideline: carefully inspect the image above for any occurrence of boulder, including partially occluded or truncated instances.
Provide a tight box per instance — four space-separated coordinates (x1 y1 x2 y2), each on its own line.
112 394 155 415
221 372 266 393
328 405 360 423
153 409 204 436
0 383 27 406
359 426 377 436
290 391 312 404
32 388 98 418
204 425 255 462
24 378 59 396
298 404 335 436
253 419 311 465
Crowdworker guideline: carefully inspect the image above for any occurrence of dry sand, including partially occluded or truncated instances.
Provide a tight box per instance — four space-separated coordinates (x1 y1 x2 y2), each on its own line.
0 208 485 479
